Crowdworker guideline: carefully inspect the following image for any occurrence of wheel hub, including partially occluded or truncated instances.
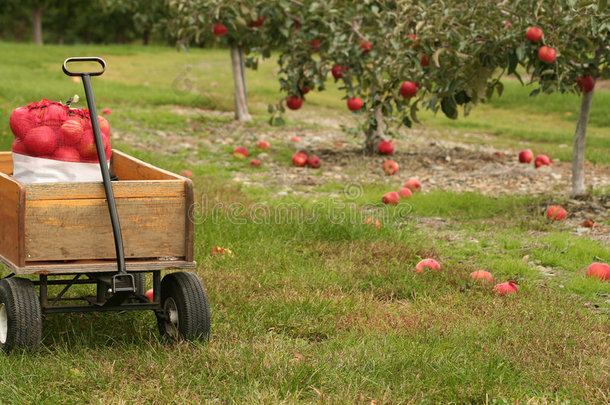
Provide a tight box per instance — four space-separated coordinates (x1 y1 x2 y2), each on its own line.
0 303 7 345
163 297 179 339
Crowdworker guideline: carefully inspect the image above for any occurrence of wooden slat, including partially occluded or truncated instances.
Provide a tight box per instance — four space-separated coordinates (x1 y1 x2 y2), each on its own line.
0 172 25 266
25 196 186 261
0 152 13 175
111 150 183 181
184 179 195 262
26 180 185 201
0 253 196 275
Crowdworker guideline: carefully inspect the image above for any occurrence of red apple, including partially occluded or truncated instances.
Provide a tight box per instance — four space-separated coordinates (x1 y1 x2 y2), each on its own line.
534 154 551 168
382 191 400 205
576 75 595 93
23 126 57 157
415 258 441 273
398 187 413 199
181 169 193 177
586 262 610 281
301 87 310 95
493 282 518 295
9 107 36 139
382 159 399 175
331 64 345 79
494 151 506 160
546 205 567 221
378 141 394 155
96 115 110 137
525 27 543 43
250 15 265 27
101 108 112 115
250 159 261 167
12 139 28 155
78 131 99 162
518 149 534 163
213 23 228 37
59 118 84 145
233 146 248 159
42 103 68 125
256 140 270 150
292 152 308 167
359 39 372 54
504 21 513 28
470 270 493 282
347 97 363 111
399 81 418 98
538 46 556 64
307 156 321 169
53 147 81 162
145 288 154 302
421 54 430 67
291 136 301 143
211 246 234 257
404 178 421 193
309 38 321 52
364 218 381 229
286 95 303 110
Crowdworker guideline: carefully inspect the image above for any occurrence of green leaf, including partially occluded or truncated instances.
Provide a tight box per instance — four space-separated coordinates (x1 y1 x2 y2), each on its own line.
599 0 607 11
402 116 412 128
455 91 471 105
441 96 458 119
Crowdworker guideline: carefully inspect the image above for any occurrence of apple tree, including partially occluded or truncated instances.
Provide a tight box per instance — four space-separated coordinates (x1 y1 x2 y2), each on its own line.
506 0 609 197
168 0 293 122
273 0 521 153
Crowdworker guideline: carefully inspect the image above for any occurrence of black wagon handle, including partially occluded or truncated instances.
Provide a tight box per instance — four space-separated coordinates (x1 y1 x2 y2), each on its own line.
62 57 106 77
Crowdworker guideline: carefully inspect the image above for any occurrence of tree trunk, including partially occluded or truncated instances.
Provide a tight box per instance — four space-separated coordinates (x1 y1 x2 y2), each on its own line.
571 88 595 198
143 29 150 46
32 8 43 46
230 45 252 122
364 86 387 154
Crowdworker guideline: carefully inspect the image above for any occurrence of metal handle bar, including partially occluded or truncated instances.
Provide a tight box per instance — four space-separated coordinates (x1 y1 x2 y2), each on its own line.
62 57 106 77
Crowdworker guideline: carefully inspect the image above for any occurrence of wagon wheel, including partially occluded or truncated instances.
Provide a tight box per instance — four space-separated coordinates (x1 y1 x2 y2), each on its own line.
131 272 146 295
156 272 211 342
0 278 43 352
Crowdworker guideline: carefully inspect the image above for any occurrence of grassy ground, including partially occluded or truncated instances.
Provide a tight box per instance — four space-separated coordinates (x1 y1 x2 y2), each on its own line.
0 42 609 404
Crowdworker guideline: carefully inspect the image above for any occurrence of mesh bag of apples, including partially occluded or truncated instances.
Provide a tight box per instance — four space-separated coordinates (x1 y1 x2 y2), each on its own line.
9 99 111 183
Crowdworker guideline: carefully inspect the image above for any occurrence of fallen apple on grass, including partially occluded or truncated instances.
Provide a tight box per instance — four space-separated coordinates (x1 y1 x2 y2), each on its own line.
250 159 261 167
211 246 234 256
586 262 610 281
415 258 441 273
101 108 112 115
546 205 567 221
470 270 493 282
534 154 551 168
364 218 381 229
291 136 301 143
181 169 193 177
398 187 412 199
382 191 400 205
378 141 394 155
382 160 399 175
404 178 421 193
493 282 518 295
233 147 248 159
307 156 321 169
518 149 534 163
256 140 270 150
292 152 308 167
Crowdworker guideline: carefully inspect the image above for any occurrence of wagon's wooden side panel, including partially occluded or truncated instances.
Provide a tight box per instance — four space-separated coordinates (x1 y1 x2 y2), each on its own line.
111 150 179 181
0 152 13 175
24 195 187 262
0 172 25 267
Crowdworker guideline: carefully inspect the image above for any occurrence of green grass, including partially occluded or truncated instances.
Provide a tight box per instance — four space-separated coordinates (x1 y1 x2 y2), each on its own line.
0 42 609 403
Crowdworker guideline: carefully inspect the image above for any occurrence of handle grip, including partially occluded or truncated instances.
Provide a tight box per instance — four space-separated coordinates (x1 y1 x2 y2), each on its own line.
62 57 106 77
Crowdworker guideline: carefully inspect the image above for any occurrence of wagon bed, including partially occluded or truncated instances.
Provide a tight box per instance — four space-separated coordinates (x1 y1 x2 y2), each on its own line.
0 150 196 275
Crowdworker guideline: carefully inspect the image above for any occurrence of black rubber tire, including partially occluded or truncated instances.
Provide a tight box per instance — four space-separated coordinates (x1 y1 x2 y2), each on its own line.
157 272 211 342
0 278 43 352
